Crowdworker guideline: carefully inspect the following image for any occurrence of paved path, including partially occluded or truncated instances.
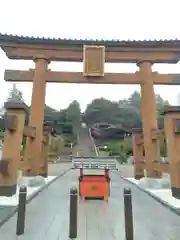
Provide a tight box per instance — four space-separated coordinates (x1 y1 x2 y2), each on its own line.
1 170 180 239
48 162 72 176
0 162 72 225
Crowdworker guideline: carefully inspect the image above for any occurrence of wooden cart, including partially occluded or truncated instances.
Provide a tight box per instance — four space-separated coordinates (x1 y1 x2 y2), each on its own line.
72 157 118 201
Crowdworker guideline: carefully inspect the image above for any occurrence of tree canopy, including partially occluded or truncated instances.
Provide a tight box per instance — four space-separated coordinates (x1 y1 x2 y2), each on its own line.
0 86 170 140
66 100 82 134
84 91 169 130
0 85 171 159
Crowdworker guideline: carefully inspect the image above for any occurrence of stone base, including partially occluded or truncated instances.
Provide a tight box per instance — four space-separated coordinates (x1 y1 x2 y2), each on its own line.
134 174 144 180
138 177 171 189
39 173 48 178
0 184 17 197
171 187 180 199
20 176 46 187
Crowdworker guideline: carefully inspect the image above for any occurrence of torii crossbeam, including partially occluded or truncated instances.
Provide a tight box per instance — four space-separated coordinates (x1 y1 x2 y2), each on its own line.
4 70 180 85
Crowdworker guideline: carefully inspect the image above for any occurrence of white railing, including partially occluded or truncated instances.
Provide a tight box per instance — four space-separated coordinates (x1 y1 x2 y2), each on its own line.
72 157 118 170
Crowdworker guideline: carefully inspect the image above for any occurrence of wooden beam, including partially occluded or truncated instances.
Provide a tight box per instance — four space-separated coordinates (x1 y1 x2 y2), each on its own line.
5 69 180 85
152 163 170 173
151 73 180 85
1 46 177 63
4 70 140 84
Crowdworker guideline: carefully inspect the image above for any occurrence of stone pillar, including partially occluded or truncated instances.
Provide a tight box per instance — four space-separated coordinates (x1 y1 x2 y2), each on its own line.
138 61 161 178
0 102 27 196
24 57 49 176
132 128 144 179
163 106 180 199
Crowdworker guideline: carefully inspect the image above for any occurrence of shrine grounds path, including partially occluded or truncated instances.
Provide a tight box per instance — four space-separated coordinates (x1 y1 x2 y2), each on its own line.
0 167 180 240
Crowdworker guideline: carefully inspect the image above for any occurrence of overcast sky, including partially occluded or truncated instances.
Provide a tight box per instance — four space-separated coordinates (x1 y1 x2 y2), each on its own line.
0 0 180 111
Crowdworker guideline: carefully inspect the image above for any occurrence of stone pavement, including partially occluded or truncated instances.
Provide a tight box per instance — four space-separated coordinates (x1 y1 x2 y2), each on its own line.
48 162 72 176
0 162 72 227
0 170 180 239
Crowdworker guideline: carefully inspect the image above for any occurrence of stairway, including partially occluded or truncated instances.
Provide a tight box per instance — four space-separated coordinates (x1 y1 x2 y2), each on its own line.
75 127 96 157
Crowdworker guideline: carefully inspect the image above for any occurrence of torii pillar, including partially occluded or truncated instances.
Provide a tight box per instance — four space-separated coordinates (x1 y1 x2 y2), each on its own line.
132 128 145 179
24 57 49 176
138 61 161 178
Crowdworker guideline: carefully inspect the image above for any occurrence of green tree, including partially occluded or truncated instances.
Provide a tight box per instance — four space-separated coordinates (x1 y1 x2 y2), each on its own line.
57 109 67 123
156 94 169 111
0 85 25 130
66 100 82 136
85 98 120 126
117 104 141 129
128 90 141 110
84 91 169 131
7 84 24 102
156 94 170 129
85 97 141 129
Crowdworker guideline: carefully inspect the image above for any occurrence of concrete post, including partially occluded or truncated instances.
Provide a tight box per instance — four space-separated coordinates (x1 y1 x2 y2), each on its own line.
163 106 180 199
0 102 27 196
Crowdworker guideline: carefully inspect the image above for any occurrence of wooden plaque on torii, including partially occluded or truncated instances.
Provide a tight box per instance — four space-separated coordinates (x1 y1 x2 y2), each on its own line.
83 45 105 77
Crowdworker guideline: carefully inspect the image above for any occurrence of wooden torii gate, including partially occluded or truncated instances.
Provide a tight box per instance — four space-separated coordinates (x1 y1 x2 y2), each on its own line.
1 34 180 196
